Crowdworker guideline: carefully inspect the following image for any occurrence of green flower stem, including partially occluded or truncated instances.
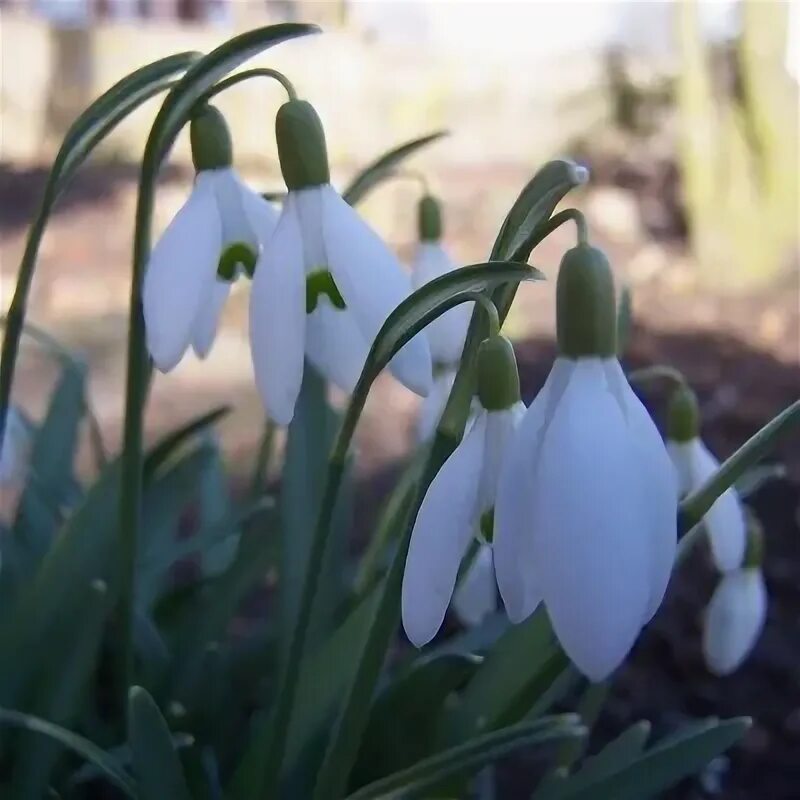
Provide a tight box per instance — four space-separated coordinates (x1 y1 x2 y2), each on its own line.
676 397 800 564
627 364 688 389
201 67 297 104
249 416 276 498
521 207 587 249
387 168 431 194
0 192 56 452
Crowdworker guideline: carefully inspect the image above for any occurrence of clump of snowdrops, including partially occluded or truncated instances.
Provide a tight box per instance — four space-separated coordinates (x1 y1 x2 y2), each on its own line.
0 23 797 800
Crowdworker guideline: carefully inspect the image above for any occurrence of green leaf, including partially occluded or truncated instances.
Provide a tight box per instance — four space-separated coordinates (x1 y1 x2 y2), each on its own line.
439 607 570 747
13 362 86 572
345 715 585 800
279 365 345 664
342 131 448 206
552 717 750 800
490 159 588 262
146 24 319 166
0 709 135 798
351 653 481 788
678 399 800 555
129 686 192 800
8 579 111 798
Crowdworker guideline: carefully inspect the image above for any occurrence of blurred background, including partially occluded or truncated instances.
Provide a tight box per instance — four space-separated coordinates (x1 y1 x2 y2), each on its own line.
1 1 798 798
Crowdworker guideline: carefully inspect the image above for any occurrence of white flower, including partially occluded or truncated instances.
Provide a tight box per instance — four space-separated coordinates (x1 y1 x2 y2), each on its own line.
452 542 498 627
402 401 525 646
249 185 432 425
0 407 31 487
412 242 471 366
143 167 278 371
703 567 766 675
494 357 677 681
668 438 746 572
417 368 456 443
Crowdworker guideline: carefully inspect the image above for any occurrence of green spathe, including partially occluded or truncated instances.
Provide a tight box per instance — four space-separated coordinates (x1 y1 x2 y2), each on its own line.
190 105 233 171
276 99 331 190
476 335 520 411
556 244 616 358
667 383 700 443
418 195 442 242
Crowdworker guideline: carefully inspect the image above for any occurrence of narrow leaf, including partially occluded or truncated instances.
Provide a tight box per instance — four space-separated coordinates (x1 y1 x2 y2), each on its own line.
342 131 448 206
128 686 192 800
0 709 135 797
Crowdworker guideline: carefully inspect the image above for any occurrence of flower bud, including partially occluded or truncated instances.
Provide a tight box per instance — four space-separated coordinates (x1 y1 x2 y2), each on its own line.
418 194 442 242
190 104 233 172
556 244 616 358
476 335 520 411
275 99 330 190
667 383 700 443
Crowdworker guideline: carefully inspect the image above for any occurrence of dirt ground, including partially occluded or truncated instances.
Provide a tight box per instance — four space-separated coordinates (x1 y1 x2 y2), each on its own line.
1 160 798 798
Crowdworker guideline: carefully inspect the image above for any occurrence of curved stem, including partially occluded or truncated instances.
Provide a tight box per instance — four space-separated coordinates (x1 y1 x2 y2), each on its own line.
510 208 587 262
201 67 297 103
470 292 500 338
385 168 431 195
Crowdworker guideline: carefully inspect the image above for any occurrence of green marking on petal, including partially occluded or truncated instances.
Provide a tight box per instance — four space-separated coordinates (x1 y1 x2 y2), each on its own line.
480 509 494 544
306 269 346 313
217 242 257 281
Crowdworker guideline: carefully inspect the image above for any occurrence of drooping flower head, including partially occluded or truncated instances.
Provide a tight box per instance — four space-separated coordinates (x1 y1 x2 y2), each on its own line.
666 383 746 572
411 194 471 367
494 243 677 681
249 99 432 425
703 520 767 675
402 333 522 646
143 104 278 371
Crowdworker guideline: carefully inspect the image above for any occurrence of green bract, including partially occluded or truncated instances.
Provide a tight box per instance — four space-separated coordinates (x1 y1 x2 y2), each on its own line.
556 244 617 359
276 99 331 190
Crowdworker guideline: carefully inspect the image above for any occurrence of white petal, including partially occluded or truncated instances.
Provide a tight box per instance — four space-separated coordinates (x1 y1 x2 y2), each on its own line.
0 407 31 486
305 299 370 393
533 360 651 681
605 360 677 622
234 172 279 247
476 403 525 516
452 544 498 627
321 186 433 396
417 370 456 443
703 568 767 675
494 359 573 623
412 243 471 365
249 197 306 426
693 441 747 572
191 278 231 359
402 413 487 647
210 168 260 250
143 177 222 371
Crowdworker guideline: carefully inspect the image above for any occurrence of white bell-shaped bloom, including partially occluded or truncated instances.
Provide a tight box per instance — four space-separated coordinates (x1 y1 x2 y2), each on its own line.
417 368 456 443
402 401 525 646
452 542 498 627
250 185 432 425
494 357 677 681
144 168 278 371
703 567 766 675
0 407 32 487
668 438 746 572
412 242 471 366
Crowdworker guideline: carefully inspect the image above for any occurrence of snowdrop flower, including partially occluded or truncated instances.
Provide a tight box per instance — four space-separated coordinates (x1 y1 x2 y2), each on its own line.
402 334 523 646
411 195 471 367
452 542 498 627
144 104 278 371
417 367 456 443
250 99 432 425
666 384 746 572
494 244 678 681
0 406 31 487
703 524 767 675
